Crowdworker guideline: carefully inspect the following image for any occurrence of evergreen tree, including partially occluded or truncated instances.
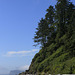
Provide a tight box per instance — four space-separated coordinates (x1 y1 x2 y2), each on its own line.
34 0 75 48
45 5 55 24
55 0 70 37
45 6 56 45
34 18 48 47
66 3 75 36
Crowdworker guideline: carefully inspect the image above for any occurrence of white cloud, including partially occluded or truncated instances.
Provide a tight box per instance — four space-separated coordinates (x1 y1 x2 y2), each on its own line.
7 51 31 55
4 49 39 57
18 65 29 71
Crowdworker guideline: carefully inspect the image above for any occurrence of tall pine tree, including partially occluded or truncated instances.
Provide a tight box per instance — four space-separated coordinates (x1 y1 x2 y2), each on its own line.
34 18 48 47
45 5 56 45
55 0 70 37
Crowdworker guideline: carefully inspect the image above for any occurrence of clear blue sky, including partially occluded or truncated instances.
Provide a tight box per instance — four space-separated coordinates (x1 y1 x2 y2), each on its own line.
0 0 75 74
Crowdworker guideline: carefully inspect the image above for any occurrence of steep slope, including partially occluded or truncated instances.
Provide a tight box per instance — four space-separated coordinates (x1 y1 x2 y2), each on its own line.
19 0 75 74
23 34 75 74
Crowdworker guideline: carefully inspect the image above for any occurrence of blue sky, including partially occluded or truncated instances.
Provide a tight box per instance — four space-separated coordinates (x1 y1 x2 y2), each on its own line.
0 0 75 74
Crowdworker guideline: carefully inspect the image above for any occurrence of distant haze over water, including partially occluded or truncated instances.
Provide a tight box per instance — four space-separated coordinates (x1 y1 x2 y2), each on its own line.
0 74 9 75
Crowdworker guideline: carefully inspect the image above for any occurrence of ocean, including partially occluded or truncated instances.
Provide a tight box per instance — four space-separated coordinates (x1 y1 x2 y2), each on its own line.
0 74 9 75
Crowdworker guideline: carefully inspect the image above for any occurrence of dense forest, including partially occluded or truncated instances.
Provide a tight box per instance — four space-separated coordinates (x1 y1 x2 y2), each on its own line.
19 0 75 74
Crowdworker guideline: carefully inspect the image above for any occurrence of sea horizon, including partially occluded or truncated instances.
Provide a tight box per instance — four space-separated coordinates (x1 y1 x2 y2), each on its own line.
0 74 9 75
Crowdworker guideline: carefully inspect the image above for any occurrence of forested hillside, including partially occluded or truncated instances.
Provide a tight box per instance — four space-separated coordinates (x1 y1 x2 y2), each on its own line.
19 0 75 74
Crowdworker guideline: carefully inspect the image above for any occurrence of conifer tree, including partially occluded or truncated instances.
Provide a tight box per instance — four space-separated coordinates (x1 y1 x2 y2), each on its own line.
55 0 70 37
66 2 75 36
34 18 48 47
45 5 56 45
34 0 75 48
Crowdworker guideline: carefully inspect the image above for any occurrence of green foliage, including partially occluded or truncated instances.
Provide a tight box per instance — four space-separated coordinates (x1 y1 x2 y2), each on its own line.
37 46 64 72
34 18 49 47
22 0 75 74
28 31 75 74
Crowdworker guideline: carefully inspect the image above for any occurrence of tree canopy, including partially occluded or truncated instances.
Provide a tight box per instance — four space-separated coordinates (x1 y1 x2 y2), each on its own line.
34 0 75 48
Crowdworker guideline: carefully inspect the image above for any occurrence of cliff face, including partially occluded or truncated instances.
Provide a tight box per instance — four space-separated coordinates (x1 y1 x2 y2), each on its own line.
24 34 75 74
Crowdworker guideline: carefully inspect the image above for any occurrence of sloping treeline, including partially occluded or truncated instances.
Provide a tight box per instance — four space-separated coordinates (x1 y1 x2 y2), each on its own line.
34 0 75 48
19 0 75 75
